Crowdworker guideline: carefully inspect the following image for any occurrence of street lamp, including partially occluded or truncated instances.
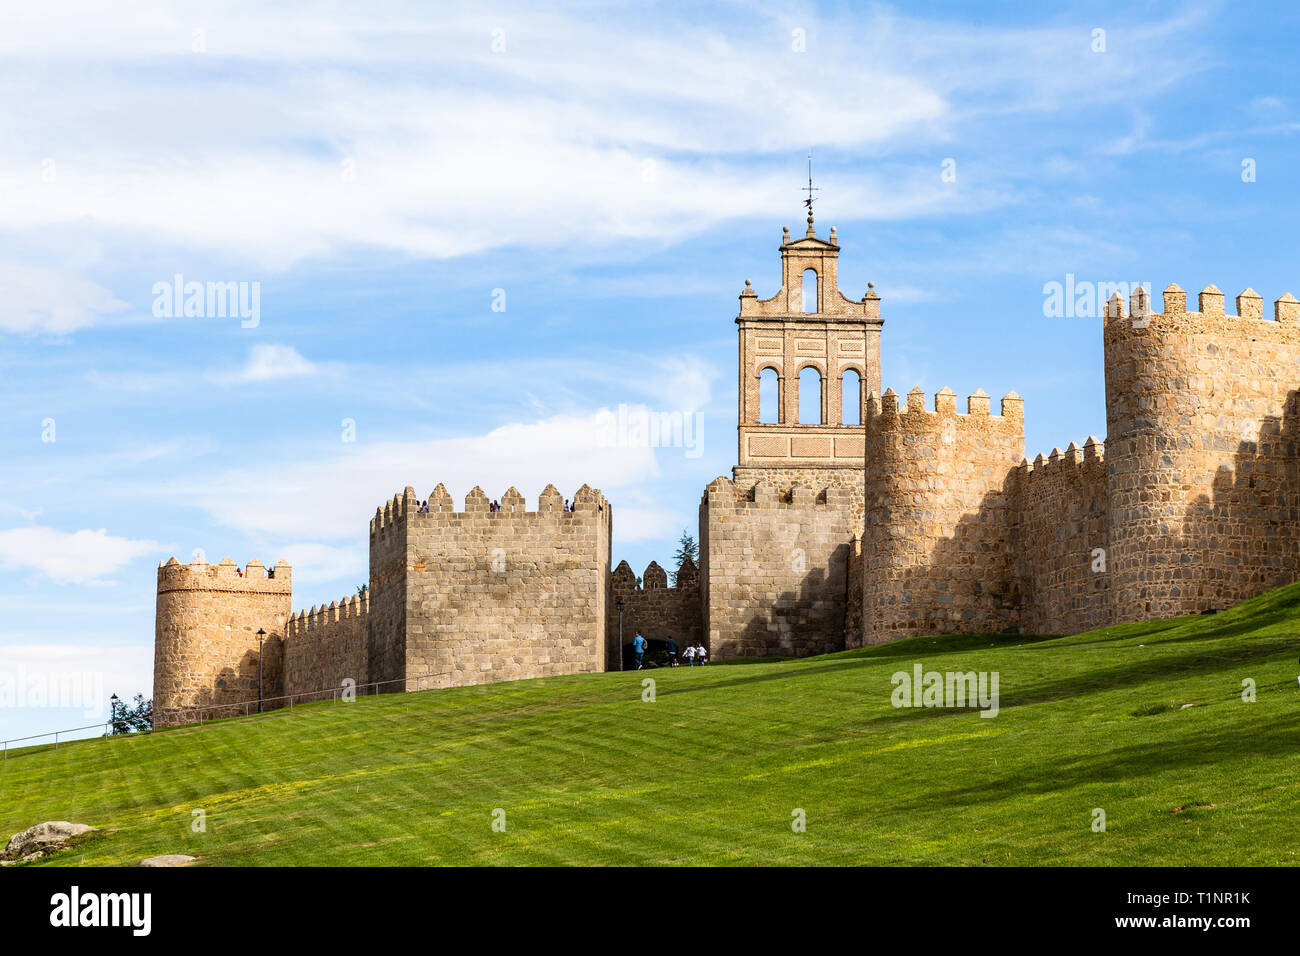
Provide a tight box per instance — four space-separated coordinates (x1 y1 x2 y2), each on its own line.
109 693 120 736
257 629 266 713
616 598 624 672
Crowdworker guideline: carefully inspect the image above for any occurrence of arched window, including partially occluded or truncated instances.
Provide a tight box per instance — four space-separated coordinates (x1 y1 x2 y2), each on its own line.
841 369 862 425
798 366 823 424
801 268 818 313
759 368 780 424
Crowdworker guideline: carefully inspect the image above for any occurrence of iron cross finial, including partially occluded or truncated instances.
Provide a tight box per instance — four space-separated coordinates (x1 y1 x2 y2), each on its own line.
803 150 819 218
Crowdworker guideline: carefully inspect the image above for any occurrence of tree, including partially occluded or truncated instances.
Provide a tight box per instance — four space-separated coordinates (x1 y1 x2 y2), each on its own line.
109 693 153 735
671 530 698 586
356 583 369 595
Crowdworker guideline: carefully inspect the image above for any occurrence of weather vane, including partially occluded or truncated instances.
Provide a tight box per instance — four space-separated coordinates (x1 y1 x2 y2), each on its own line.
803 150 818 218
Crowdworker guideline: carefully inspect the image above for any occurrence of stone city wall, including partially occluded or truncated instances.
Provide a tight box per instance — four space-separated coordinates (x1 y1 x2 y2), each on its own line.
700 475 856 659
284 592 370 699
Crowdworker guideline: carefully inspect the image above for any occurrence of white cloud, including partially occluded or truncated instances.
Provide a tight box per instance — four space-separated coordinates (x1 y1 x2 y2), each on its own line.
226 344 320 383
0 527 162 584
0 4 1210 269
184 410 660 541
276 542 367 597
0 263 130 334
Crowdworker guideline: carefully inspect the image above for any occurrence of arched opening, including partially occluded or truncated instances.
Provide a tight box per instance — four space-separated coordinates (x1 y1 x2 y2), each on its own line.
801 268 818 313
759 367 780 423
798 366 822 424
841 369 862 425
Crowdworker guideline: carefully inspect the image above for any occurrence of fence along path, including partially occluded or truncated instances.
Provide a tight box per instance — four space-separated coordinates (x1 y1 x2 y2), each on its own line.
1 675 433 763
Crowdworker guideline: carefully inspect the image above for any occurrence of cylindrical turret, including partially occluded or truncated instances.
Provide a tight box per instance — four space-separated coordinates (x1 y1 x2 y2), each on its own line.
154 556 291 725
862 387 1024 644
1104 284 1300 620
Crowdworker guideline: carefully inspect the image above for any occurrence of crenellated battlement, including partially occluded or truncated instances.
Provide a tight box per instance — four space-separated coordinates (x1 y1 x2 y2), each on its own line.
866 386 1024 425
1104 283 1300 341
1017 436 1105 479
157 555 291 594
370 482 608 536
288 591 369 636
701 474 852 510
611 557 699 591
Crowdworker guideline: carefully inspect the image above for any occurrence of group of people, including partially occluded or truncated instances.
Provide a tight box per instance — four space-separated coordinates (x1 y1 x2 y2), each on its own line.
630 632 707 670
413 498 576 514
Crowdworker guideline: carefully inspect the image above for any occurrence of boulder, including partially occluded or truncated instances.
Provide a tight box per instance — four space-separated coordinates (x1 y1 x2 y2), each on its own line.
2 821 97 862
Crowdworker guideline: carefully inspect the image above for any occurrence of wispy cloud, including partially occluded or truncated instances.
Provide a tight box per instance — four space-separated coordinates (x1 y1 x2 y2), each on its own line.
0 527 162 584
0 264 130 334
0 3 1213 270
223 344 322 383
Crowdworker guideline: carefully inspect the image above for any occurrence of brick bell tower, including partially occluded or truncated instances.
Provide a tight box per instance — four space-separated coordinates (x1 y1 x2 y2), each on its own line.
734 211 883 482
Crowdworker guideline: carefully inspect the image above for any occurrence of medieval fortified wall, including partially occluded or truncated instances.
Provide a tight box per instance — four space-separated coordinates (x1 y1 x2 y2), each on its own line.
154 216 1300 724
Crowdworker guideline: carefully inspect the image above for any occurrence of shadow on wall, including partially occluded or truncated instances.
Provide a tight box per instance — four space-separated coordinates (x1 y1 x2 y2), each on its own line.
731 542 850 658
864 481 1022 645
1175 388 1300 614
864 389 1300 643
191 643 284 719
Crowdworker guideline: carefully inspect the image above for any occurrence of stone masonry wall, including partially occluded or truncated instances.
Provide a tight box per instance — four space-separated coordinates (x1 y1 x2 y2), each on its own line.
1010 440 1112 635
389 482 611 690
1104 285 1300 621
862 387 1024 645
284 592 370 699
700 475 856 659
733 463 866 532
154 557 291 726
368 491 410 685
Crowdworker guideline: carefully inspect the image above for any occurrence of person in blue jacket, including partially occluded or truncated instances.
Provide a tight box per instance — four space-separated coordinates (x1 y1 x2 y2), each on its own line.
632 631 647 669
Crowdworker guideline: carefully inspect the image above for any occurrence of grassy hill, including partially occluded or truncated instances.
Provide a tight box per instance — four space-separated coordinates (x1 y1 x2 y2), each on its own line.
4 583 1300 866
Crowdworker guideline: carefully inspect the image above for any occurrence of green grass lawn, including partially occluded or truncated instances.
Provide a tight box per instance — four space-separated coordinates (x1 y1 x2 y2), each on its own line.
4 583 1300 866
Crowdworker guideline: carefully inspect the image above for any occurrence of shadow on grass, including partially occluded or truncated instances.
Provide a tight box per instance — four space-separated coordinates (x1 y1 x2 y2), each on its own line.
889 708 1300 813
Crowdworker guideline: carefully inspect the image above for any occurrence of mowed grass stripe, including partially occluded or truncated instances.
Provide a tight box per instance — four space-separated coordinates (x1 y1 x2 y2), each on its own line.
4 581 1300 865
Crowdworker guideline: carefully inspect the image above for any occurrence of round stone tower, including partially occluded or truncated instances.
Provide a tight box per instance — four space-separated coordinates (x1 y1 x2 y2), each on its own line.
1103 284 1300 621
154 556 292 725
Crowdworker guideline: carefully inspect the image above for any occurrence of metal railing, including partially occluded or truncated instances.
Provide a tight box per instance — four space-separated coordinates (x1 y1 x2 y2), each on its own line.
1 722 121 760
1 675 447 763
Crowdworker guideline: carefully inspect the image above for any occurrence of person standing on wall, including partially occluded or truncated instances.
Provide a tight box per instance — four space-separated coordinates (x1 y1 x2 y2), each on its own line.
632 630 647 670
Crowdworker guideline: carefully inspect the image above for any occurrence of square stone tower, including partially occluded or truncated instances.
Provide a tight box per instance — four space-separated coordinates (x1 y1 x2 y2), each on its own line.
734 214 882 497
701 215 879 658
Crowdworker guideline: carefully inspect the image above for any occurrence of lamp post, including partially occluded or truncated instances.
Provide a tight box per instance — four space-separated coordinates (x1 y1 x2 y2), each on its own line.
109 693 120 736
616 598 624 672
257 628 266 713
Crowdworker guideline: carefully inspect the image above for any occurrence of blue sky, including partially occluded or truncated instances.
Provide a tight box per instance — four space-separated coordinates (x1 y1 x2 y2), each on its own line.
3 0 1299 740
